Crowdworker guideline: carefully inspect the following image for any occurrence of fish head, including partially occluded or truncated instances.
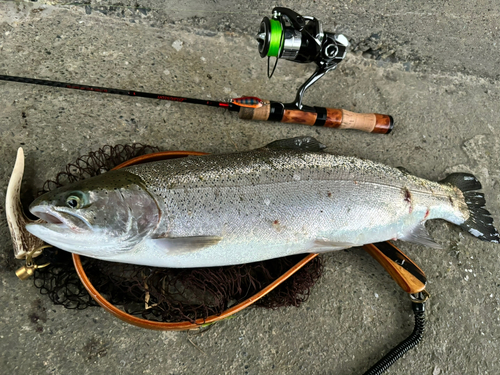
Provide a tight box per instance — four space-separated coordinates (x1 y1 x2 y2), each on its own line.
26 170 160 258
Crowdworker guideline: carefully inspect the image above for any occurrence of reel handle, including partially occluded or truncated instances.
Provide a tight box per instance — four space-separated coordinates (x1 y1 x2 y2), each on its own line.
237 101 393 134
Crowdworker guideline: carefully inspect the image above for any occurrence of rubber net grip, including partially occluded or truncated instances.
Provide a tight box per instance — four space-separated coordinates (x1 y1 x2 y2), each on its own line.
362 243 426 294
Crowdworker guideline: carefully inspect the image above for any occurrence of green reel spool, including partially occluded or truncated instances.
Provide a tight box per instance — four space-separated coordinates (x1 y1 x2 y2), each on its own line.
267 19 283 57
257 17 283 58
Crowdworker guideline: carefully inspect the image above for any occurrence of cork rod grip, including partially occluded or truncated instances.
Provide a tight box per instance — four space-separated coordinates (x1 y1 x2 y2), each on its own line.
238 103 393 134
334 110 393 134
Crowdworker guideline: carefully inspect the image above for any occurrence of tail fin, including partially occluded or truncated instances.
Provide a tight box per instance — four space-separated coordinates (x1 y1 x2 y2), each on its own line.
440 173 499 243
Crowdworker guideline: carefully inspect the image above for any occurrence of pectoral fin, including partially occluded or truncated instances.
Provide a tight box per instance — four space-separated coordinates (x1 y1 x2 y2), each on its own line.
400 224 441 249
151 236 222 254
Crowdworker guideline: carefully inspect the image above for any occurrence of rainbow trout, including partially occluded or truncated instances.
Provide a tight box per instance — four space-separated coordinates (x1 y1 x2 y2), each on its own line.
26 137 498 267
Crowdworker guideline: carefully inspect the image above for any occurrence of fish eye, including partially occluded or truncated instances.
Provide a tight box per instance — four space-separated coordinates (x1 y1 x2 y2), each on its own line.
66 195 82 209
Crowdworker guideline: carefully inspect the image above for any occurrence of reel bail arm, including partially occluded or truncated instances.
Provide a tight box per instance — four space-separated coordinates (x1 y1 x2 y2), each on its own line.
292 64 330 110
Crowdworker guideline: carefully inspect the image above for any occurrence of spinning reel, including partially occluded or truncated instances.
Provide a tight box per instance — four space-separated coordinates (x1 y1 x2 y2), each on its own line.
257 7 349 110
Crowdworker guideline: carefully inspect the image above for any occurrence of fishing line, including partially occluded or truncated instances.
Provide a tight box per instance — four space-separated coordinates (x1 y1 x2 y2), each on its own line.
266 27 284 79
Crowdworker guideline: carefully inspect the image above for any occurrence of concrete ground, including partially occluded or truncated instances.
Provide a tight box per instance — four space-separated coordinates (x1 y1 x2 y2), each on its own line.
1 1 499 374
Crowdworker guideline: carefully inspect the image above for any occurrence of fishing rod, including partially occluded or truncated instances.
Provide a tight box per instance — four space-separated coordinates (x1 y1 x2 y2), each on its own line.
0 7 393 134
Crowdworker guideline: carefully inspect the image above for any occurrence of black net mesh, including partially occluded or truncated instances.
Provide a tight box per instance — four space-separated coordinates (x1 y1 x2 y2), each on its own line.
32 144 324 323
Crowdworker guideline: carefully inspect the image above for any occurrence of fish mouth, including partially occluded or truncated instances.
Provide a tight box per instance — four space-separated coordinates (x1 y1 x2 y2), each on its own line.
29 206 90 232
33 210 64 225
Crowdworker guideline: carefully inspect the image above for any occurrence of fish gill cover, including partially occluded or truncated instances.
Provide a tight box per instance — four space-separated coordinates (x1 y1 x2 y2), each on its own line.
31 144 323 323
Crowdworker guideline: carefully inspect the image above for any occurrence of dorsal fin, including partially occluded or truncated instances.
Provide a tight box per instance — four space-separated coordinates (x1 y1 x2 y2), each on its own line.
263 137 326 152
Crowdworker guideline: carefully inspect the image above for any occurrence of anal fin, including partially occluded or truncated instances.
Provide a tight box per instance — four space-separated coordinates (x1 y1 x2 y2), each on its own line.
312 238 355 252
400 223 441 249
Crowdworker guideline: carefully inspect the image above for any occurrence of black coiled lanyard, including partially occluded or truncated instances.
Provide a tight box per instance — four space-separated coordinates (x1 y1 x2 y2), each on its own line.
361 242 430 375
